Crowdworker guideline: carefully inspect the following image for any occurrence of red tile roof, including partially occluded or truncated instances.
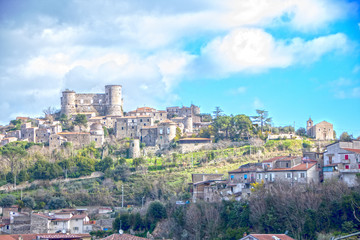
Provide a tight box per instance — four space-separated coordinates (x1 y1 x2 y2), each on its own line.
272 163 316 171
262 156 285 163
101 233 148 240
246 234 294 240
343 148 360 154
1 233 91 240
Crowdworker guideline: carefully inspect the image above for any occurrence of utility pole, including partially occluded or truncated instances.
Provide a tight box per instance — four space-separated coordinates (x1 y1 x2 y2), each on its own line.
121 185 124 208
142 196 145 208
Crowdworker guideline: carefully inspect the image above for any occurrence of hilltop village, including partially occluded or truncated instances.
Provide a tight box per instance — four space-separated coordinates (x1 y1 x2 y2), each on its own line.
0 84 359 240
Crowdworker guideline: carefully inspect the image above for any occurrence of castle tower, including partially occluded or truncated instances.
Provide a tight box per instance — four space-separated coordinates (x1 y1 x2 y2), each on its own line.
61 90 76 116
191 104 201 123
105 85 123 116
129 138 141 158
184 117 193 133
306 117 313 137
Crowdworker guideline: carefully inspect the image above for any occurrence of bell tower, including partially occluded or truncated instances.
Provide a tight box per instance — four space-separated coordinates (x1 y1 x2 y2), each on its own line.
306 117 313 137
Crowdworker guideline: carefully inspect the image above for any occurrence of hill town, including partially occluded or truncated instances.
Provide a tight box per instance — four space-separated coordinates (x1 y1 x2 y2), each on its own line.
0 84 359 240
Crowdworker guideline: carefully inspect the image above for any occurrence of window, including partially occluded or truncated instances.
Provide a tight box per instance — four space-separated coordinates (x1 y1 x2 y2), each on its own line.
230 175 234 179
345 155 349 160
74 227 79 230
257 174 262 180
54 222 58 225
80 99 83 104
159 128 163 135
167 128 170 134
300 173 305 178
121 127 124 130
286 173 291 178
286 162 289 168
345 165 349 169
244 174 247 179
140 119 143 122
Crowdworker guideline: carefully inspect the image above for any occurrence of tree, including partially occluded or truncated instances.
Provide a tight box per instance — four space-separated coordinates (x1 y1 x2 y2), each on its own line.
73 114 87 127
1 143 27 188
213 106 223 119
0 195 16 207
230 114 253 140
340 132 353 142
23 196 35 209
47 197 68 209
296 127 306 136
96 156 114 172
146 201 167 223
43 106 57 122
213 115 232 139
251 110 272 133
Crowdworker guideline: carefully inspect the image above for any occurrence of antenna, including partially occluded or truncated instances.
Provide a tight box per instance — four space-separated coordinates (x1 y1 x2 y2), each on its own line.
119 220 123 234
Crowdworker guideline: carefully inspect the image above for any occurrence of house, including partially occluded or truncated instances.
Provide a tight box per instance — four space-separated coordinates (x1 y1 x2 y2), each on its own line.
0 233 91 240
239 233 295 240
30 212 93 234
101 233 148 239
227 156 320 199
190 174 225 202
323 141 360 186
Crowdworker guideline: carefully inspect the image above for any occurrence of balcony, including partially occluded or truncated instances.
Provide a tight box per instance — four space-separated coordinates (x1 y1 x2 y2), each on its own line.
339 169 360 173
341 159 350 164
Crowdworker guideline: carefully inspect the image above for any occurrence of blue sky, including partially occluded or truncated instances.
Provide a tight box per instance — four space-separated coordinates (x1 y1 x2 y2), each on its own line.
0 0 359 137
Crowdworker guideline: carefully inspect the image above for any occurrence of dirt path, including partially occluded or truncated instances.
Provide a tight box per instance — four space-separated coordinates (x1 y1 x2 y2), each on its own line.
0 171 104 192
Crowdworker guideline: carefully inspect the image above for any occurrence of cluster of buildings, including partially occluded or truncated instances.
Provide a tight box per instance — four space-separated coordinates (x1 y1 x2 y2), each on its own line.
0 206 114 235
191 140 360 202
1 85 211 153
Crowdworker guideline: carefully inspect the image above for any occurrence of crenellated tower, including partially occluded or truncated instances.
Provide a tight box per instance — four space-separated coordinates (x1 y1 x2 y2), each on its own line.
105 85 123 116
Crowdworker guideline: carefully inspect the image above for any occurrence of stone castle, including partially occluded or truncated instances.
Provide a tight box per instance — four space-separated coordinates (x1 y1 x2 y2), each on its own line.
61 85 123 117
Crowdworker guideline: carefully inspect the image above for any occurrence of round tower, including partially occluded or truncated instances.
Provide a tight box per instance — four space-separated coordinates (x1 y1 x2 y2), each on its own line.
105 85 123 116
61 90 76 116
184 117 193 133
129 139 141 159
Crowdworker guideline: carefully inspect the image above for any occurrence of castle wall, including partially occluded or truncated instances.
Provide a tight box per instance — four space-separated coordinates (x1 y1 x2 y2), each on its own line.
61 85 123 117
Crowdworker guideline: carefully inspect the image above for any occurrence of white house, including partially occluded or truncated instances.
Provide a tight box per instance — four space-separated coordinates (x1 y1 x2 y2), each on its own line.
323 141 360 186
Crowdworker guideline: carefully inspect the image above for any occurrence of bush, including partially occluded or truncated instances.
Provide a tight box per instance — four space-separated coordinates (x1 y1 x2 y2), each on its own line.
146 201 167 223
23 196 35 209
47 197 68 209
0 195 16 207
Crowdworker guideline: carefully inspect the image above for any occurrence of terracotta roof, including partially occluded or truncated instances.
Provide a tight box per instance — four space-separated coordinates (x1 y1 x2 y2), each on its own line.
228 167 257 173
101 233 148 240
246 234 294 240
71 214 88 219
272 163 316 171
343 148 360 154
262 156 285 163
1 233 91 240
324 163 339 167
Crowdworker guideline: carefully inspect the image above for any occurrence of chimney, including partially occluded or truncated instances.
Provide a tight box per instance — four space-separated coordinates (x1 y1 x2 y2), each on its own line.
306 162 308 168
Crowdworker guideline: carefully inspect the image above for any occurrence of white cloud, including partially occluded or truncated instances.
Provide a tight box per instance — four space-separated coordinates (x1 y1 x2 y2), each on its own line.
198 28 348 75
0 0 356 124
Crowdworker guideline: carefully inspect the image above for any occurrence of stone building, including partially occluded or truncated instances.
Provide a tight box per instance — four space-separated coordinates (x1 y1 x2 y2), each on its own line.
306 118 334 140
167 104 201 123
61 85 123 117
115 116 153 139
49 124 104 150
323 141 360 186
126 107 167 122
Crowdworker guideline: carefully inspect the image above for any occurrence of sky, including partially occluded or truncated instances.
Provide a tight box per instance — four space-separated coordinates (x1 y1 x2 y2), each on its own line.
0 0 359 137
